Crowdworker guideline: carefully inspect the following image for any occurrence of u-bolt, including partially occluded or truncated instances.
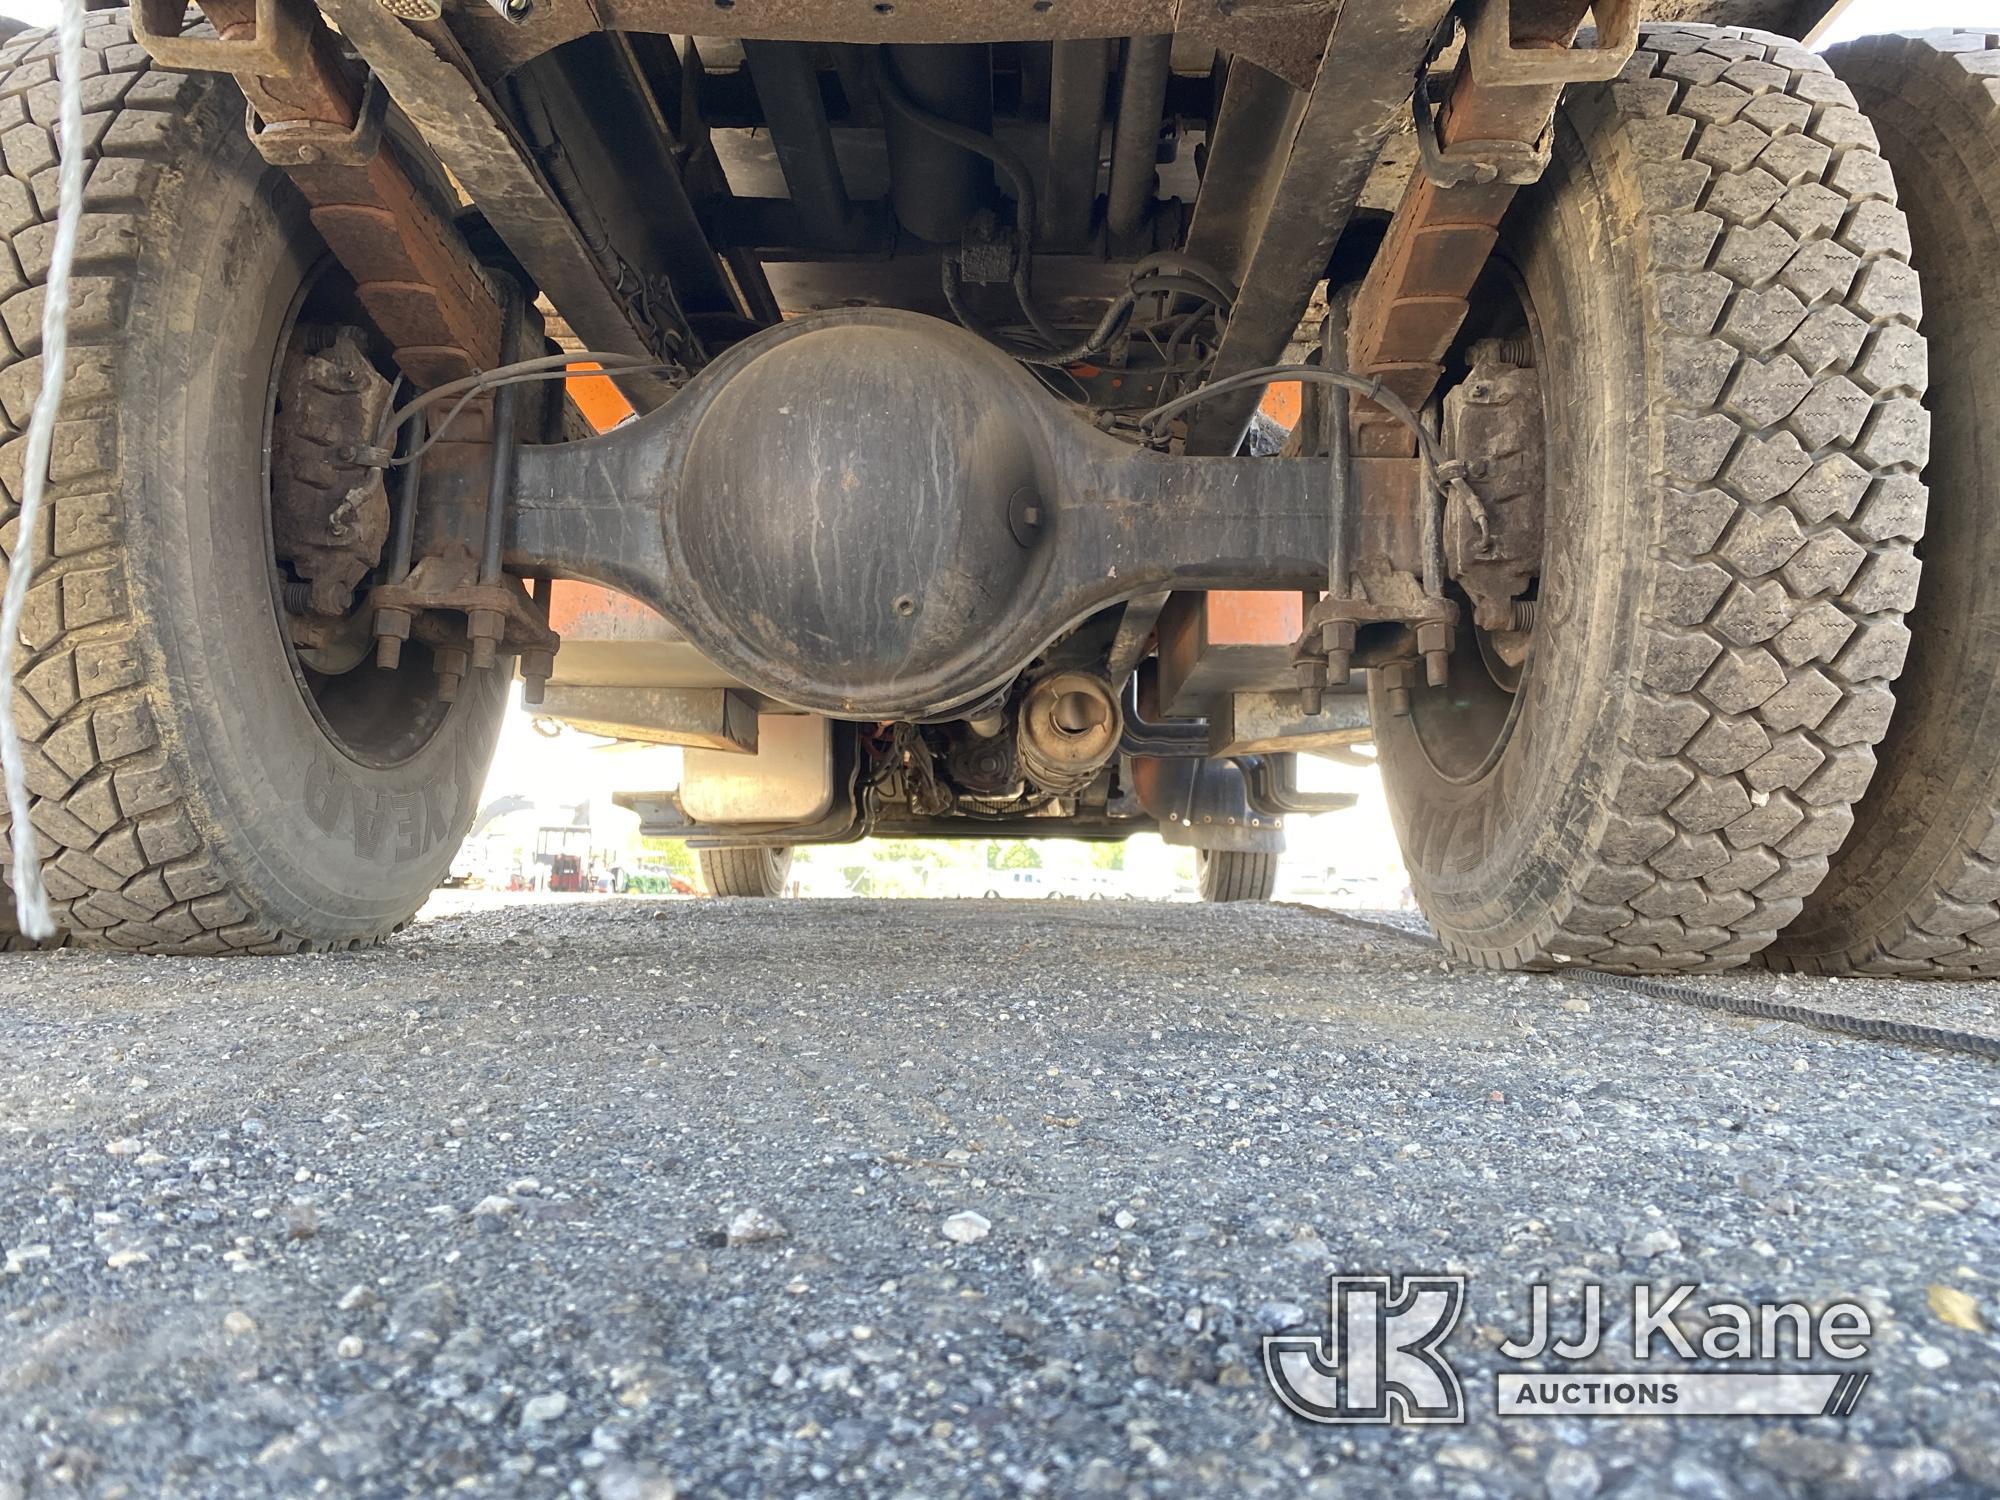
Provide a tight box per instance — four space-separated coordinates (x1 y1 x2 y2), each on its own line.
470 281 526 673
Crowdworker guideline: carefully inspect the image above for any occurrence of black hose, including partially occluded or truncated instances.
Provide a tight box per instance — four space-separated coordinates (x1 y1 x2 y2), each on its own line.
870 47 1068 352
1139 363 1449 477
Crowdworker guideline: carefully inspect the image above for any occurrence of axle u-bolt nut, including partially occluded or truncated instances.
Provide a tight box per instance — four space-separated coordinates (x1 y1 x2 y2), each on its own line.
467 607 505 672
1416 621 1452 689
372 605 412 671
1320 618 1357 687
434 646 469 703
1380 660 1415 717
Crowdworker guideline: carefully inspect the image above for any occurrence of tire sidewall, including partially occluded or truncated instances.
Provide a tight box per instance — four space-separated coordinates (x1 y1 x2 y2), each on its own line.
123 82 505 941
1371 97 1653 951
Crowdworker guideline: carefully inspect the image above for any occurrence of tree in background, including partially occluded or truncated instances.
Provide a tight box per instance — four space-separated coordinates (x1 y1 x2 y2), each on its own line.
640 837 697 881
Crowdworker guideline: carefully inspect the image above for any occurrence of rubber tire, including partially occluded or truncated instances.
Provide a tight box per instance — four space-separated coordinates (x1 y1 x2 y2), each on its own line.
697 845 793 897
1766 32 2000 975
0 897 51 950
0 16 507 953
1374 25 1928 973
1197 849 1278 902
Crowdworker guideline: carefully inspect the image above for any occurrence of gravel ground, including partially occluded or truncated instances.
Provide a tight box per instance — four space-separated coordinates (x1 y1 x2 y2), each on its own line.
0 894 1996 1499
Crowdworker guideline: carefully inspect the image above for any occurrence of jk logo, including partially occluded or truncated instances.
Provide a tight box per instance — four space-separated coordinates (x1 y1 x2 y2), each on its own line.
1263 1275 1467 1425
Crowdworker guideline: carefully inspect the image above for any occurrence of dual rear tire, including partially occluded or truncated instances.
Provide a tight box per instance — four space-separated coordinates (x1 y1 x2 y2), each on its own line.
1383 25 2000 978
1765 32 2000 974
1378 26 1931 973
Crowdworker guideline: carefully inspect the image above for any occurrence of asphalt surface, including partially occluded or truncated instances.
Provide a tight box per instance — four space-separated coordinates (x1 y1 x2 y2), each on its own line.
0 895 1996 1499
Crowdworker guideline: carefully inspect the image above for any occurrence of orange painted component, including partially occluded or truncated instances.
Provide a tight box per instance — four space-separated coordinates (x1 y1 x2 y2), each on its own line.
1202 590 1305 646
566 361 638 432
545 582 669 638
1258 380 1302 429
544 580 668 636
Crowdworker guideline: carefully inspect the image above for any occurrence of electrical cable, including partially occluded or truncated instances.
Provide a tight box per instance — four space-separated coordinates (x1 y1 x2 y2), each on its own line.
372 350 661 450
1137 363 1449 476
0 0 85 940
385 361 676 467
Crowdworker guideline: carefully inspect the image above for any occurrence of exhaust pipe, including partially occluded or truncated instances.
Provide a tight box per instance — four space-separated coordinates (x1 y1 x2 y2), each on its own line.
1018 671 1123 793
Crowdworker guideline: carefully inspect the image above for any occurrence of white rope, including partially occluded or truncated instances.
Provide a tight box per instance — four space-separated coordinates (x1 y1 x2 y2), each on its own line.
0 0 87 941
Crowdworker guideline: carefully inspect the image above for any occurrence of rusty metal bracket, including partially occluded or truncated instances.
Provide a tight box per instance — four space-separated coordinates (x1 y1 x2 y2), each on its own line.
368 549 560 702
1295 585 1459 703
133 0 311 76
1347 0 1597 446
246 71 388 168
1465 0 1637 86
1412 70 1551 187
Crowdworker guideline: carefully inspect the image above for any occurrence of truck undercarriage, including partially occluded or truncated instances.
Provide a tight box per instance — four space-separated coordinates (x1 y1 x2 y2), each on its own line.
6 0 1994 972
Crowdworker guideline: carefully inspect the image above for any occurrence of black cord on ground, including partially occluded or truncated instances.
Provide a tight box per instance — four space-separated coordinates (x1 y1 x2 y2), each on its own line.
1285 904 2000 1063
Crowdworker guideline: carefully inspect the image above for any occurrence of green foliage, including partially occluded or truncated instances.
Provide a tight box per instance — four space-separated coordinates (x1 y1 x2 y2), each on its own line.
639 837 696 880
990 842 1041 870
869 839 951 870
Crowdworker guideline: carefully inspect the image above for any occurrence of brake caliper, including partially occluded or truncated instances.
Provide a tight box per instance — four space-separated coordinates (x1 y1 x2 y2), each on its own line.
1441 336 1544 658
270 324 395 618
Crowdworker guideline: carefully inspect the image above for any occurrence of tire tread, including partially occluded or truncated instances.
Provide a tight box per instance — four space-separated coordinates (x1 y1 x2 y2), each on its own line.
1435 25 1928 974
1770 29 2000 976
1197 849 1278 903
0 14 368 954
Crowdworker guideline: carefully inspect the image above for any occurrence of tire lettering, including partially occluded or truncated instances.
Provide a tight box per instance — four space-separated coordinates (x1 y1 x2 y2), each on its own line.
304 757 345 834
424 776 453 852
351 787 388 860
304 753 470 865
395 790 424 861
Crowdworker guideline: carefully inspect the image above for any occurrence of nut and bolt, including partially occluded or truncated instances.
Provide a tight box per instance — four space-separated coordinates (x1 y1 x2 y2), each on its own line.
372 605 412 671
1319 618 1357 687
519 648 555 706
1380 661 1414 717
1294 657 1328 717
466 607 505 672
434 646 468 703
1416 621 1453 689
